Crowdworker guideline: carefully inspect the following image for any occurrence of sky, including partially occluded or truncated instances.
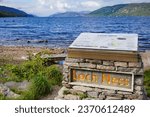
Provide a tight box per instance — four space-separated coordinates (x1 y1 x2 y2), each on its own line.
0 0 149 17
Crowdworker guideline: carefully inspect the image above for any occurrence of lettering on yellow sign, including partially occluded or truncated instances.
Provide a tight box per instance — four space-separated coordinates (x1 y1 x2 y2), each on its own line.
72 69 131 88
102 73 130 86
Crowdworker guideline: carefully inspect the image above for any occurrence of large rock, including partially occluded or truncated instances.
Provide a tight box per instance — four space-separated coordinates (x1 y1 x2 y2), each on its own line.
58 86 69 98
64 94 80 100
0 84 20 99
73 86 93 92
4 80 30 91
87 91 98 98
106 96 122 100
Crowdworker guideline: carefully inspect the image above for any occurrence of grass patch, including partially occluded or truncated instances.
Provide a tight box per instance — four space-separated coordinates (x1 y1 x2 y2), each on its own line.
20 74 52 100
144 69 150 97
78 93 88 100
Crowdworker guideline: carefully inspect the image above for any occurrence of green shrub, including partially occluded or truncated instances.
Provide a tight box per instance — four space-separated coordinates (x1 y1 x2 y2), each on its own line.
45 65 62 85
144 70 150 97
0 53 63 100
21 74 52 100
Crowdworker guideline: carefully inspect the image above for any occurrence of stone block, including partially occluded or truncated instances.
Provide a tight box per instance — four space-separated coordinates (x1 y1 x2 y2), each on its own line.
102 89 116 95
136 69 144 75
103 61 114 66
80 63 96 69
97 65 115 71
94 88 102 93
106 94 123 98
64 62 79 67
98 95 106 100
87 91 98 98
58 86 69 98
73 86 93 92
84 98 96 100
135 86 144 91
117 91 132 95
64 94 80 100
54 96 64 100
135 77 143 85
65 58 80 63
115 62 128 67
128 62 142 68
124 94 139 99
135 91 144 95
117 67 134 72
86 59 102 64
106 96 122 100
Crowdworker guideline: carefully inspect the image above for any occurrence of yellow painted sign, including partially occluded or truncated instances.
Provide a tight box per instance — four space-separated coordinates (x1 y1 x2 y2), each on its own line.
71 69 134 91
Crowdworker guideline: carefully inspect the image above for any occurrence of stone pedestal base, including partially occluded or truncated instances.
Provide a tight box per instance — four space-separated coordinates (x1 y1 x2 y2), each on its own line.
55 57 147 100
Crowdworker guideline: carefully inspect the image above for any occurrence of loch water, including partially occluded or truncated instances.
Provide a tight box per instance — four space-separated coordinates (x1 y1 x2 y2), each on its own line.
0 16 150 51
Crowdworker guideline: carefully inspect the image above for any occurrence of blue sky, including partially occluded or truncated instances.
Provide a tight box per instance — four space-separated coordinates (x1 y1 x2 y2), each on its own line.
0 0 149 16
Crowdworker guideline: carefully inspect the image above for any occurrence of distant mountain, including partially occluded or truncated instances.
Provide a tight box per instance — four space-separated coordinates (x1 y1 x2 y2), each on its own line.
0 6 33 17
89 3 150 16
50 11 90 17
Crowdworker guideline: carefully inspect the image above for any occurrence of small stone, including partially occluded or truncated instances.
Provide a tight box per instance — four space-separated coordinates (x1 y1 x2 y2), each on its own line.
4 81 17 89
54 96 64 100
97 65 115 71
124 94 139 99
17 80 30 91
99 95 106 100
128 62 142 68
135 91 144 95
65 58 80 63
62 80 67 84
106 96 122 100
135 86 144 91
103 61 114 66
64 62 79 67
58 87 69 98
84 98 95 100
6 91 20 99
86 59 102 64
138 95 145 100
136 69 144 75
135 77 143 85
64 94 80 100
87 91 98 98
94 88 102 93
80 63 96 69
117 91 132 95
102 89 116 95
117 67 134 72
107 94 123 98
115 62 128 67
73 86 93 92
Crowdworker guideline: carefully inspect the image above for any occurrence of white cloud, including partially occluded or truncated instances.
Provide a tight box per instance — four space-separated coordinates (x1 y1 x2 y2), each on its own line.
0 0 149 16
81 1 100 8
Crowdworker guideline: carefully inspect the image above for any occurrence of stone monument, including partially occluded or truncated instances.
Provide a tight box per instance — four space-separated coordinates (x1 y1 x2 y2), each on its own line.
55 33 147 100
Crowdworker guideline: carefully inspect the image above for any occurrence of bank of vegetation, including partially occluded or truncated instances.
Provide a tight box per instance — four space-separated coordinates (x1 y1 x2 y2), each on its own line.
0 53 62 100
